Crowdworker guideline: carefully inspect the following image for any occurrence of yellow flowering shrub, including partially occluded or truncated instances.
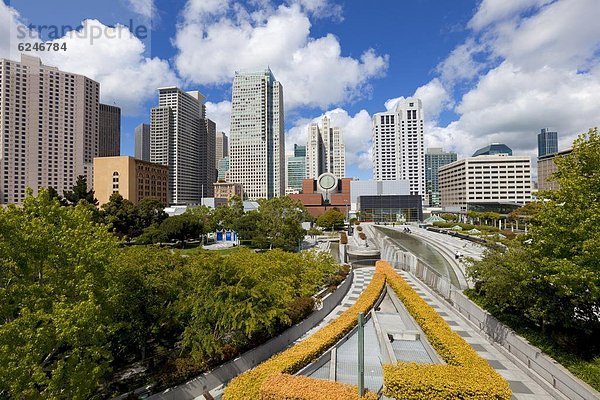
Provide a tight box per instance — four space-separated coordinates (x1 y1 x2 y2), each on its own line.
261 374 378 400
378 260 512 400
223 265 386 399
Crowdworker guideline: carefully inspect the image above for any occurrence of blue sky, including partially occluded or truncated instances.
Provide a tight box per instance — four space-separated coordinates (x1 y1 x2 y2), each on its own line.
3 0 600 179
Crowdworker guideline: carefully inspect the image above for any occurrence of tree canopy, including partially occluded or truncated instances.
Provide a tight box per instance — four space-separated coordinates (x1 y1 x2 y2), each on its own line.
467 128 600 353
0 189 119 398
316 208 346 230
0 190 341 398
63 175 97 206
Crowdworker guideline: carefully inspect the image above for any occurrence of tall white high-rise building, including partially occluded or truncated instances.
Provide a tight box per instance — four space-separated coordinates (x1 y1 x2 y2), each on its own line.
0 55 99 204
305 116 345 179
150 87 215 204
372 98 425 198
229 69 284 200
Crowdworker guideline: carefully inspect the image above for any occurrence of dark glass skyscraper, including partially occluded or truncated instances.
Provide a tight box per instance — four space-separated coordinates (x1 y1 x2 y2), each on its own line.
538 128 558 157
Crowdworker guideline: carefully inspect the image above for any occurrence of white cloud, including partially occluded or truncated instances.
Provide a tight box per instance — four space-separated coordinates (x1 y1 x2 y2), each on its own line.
286 108 373 171
384 79 452 123
184 0 231 20
43 20 179 115
413 79 453 122
0 3 37 60
0 4 179 116
468 0 553 31
418 0 600 165
435 38 486 86
174 2 387 109
490 0 600 71
290 0 343 20
127 0 155 19
206 100 232 135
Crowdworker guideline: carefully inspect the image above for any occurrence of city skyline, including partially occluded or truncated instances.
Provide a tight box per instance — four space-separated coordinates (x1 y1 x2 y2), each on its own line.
3 1 599 180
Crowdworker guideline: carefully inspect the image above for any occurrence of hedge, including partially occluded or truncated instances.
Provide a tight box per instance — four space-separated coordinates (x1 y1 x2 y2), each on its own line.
378 261 512 399
339 232 348 245
261 374 377 400
222 264 386 399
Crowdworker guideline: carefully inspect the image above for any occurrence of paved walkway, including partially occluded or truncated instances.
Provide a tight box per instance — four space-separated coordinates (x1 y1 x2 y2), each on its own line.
298 267 375 342
395 267 555 400
411 225 486 261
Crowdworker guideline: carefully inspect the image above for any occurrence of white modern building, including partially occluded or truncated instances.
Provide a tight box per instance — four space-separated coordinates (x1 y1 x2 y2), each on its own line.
229 68 284 200
0 55 99 204
438 154 533 213
372 98 425 200
150 87 216 205
306 116 345 179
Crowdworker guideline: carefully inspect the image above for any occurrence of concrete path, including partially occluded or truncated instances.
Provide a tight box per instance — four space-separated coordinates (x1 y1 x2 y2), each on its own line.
297 267 375 342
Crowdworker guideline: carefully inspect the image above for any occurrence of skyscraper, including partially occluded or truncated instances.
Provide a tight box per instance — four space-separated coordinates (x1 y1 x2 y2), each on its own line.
305 116 345 179
372 98 425 198
201 119 217 197
0 55 99 204
215 131 228 167
286 144 306 194
150 87 215 204
217 156 229 181
98 103 121 157
425 148 457 207
538 128 558 157
134 123 150 161
229 69 284 200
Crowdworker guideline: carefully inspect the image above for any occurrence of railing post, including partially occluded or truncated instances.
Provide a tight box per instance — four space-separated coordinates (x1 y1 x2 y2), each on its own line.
358 312 365 396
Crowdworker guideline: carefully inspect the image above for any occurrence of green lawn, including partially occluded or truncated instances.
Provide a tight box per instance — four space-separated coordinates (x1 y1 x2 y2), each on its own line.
465 290 600 391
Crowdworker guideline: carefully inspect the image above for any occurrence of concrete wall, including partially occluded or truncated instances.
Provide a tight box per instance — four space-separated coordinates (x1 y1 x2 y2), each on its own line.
144 270 354 400
338 243 347 263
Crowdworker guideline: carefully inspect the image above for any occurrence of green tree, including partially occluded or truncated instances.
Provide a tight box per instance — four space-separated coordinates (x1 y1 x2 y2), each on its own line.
440 212 458 222
235 210 261 246
254 197 307 251
159 214 203 245
101 193 140 239
307 226 322 238
316 208 345 231
468 128 600 352
212 196 244 232
177 249 337 360
47 186 68 206
63 175 98 206
0 189 119 399
136 223 168 244
106 246 185 363
137 197 168 228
